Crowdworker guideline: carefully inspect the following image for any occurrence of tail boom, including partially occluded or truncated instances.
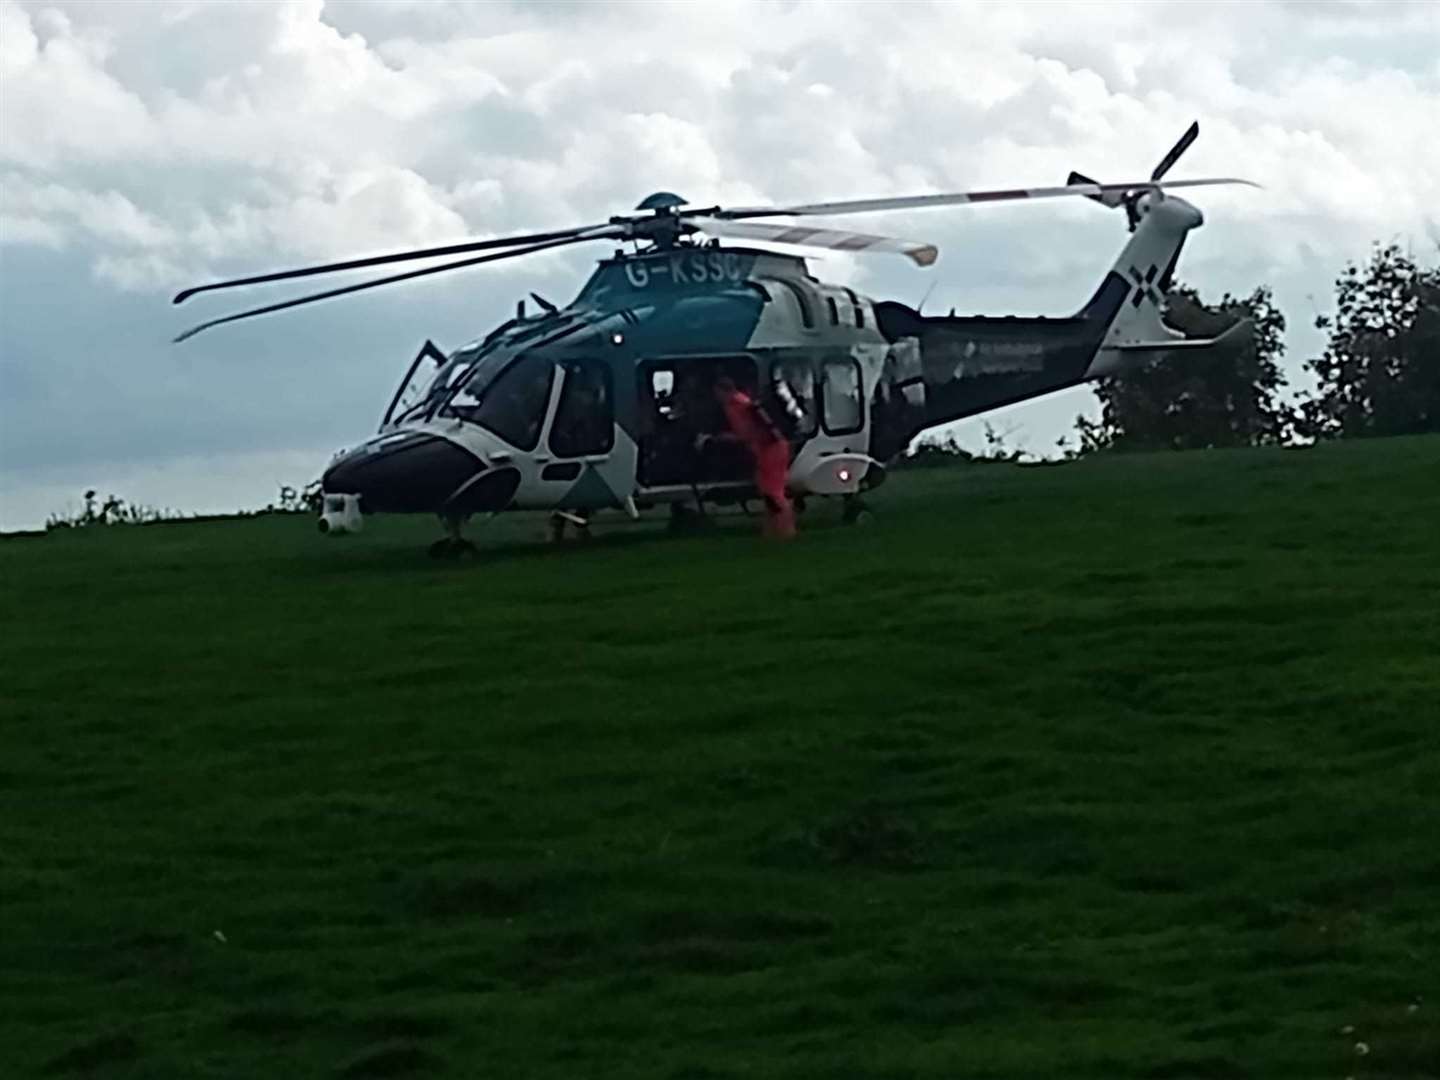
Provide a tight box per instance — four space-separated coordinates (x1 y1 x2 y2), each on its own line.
871 193 1226 442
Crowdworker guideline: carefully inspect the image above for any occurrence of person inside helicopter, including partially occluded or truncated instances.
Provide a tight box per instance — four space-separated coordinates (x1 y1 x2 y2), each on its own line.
699 373 796 540
639 362 749 488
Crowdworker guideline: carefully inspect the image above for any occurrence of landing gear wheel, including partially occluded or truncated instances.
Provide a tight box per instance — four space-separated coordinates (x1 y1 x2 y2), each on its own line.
428 537 477 560
550 511 593 545
429 513 476 559
667 502 713 535
842 497 874 526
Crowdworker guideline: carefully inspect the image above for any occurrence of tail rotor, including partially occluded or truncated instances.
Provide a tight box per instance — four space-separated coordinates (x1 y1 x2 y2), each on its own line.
1150 121 1200 184
1069 121 1202 231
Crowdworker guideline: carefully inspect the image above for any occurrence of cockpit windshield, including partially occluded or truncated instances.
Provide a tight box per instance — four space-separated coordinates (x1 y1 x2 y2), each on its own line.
440 353 554 450
394 347 483 427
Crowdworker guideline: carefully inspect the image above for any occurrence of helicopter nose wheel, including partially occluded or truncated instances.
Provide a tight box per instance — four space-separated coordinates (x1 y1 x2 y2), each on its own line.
428 537 477 559
430 514 477 559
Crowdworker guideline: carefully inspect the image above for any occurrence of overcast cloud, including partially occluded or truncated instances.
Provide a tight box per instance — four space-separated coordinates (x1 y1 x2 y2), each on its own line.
2 0 1437 528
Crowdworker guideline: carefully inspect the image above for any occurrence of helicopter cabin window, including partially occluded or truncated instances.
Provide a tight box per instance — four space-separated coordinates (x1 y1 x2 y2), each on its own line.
821 358 863 436
446 353 554 450
844 288 866 329
651 370 677 419
826 297 840 326
549 360 614 458
769 358 817 438
774 280 814 329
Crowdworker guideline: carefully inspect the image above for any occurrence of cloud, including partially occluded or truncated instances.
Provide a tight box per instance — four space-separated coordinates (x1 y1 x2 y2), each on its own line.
1 0 1437 526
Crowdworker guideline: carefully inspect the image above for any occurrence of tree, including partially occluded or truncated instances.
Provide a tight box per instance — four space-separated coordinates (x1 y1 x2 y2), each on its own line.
1299 244 1440 439
1075 284 1291 453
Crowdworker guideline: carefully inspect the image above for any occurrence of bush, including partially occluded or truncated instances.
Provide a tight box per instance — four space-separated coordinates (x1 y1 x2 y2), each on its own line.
45 481 321 532
45 490 180 531
893 425 1025 471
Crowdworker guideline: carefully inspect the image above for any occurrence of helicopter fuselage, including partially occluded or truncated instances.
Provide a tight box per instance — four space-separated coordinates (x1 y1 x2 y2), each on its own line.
324 245 903 522
321 195 1218 527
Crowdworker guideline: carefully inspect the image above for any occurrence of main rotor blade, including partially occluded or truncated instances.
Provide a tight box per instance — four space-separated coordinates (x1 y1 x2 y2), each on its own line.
172 224 611 305
714 177 1255 220
696 219 938 266
1151 121 1200 182
173 232 618 344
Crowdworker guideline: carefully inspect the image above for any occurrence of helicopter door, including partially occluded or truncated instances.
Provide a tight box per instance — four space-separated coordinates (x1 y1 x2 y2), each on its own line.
380 339 447 430
535 359 623 510
637 356 756 489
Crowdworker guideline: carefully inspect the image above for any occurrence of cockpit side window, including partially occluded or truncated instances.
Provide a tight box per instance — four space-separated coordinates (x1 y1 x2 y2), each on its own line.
550 360 614 458
446 353 554 450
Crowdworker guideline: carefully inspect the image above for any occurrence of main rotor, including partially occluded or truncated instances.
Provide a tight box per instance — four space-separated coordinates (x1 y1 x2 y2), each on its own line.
622 191 703 251
171 122 1254 343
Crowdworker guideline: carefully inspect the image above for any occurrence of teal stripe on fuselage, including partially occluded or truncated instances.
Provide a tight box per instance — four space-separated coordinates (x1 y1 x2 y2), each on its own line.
548 252 769 440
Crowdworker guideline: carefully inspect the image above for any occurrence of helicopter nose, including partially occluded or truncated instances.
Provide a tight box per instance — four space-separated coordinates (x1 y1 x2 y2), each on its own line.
322 433 486 514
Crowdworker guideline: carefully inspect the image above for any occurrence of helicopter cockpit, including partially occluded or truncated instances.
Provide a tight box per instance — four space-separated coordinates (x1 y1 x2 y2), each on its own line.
400 315 616 450
439 353 554 449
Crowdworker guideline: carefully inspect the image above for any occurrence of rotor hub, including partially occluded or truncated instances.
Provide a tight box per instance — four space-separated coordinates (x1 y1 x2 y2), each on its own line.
613 193 701 250
634 192 689 212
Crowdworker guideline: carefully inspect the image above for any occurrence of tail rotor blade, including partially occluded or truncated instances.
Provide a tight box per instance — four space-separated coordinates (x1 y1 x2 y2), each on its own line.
1066 171 1124 207
173 231 620 344
1151 121 1200 182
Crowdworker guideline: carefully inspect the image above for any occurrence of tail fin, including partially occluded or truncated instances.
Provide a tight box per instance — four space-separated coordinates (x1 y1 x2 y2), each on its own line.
1081 196 1258 376
1078 194 1204 351
1069 120 1217 354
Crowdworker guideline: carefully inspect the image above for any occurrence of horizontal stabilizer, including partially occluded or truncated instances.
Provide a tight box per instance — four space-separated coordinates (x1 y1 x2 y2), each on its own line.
1109 319 1252 354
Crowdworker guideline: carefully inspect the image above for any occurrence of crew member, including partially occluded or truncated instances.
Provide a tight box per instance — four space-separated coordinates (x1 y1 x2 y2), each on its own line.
701 375 796 540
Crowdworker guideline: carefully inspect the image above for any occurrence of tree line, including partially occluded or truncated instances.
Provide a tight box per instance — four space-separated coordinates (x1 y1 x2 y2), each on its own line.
1075 244 1439 453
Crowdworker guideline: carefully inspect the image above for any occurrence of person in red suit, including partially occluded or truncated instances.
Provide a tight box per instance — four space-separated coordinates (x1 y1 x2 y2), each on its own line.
701 375 796 540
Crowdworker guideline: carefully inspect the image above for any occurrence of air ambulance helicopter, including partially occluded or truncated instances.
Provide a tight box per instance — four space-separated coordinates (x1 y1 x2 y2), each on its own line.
173 123 1254 556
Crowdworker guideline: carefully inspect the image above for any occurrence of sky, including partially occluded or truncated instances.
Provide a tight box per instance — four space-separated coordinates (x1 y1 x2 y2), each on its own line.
2 0 1437 530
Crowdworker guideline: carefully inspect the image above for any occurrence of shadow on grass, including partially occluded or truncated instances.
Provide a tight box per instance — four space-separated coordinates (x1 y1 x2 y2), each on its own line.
227 1006 324 1041
408 873 538 920
298 507 852 580
337 1042 444 1078
754 807 934 872
42 1033 140 1074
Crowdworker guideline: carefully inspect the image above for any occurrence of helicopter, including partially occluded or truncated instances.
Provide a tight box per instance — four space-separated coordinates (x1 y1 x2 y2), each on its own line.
173 122 1254 556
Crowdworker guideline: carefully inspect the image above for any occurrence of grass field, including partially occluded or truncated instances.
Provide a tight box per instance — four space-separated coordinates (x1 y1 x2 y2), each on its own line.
3 436 1438 1079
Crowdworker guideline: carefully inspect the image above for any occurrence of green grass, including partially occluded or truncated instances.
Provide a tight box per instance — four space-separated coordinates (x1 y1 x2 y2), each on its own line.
3 436 1438 1079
